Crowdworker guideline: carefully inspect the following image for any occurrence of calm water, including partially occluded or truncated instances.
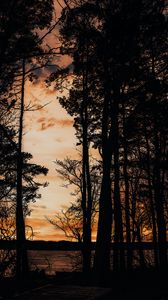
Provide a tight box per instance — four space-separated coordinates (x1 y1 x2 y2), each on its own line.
0 249 158 277
28 249 156 275
28 250 82 275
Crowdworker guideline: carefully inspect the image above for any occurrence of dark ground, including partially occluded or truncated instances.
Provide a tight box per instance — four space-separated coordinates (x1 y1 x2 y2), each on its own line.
0 269 167 300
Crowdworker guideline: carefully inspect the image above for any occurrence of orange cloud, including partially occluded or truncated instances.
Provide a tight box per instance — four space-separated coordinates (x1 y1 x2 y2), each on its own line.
26 216 66 241
37 117 73 131
41 120 56 131
56 119 73 127
33 232 66 241
26 218 47 228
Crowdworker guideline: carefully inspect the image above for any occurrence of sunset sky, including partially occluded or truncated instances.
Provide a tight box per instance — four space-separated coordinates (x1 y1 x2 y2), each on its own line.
24 77 78 241
24 2 78 241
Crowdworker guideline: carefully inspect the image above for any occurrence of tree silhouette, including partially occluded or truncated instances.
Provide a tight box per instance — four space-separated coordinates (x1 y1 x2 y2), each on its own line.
0 0 55 279
48 156 100 271
53 0 168 280
0 119 48 277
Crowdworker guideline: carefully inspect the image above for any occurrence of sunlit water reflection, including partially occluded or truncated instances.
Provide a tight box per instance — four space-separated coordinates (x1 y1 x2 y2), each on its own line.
28 250 82 275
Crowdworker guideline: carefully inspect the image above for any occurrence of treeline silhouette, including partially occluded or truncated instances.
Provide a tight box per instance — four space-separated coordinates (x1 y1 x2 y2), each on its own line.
0 0 54 279
0 0 167 284
48 0 168 282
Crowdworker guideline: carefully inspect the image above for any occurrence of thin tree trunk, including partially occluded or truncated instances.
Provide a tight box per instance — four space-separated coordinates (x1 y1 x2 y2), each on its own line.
16 59 29 279
94 71 113 279
81 42 92 273
150 42 167 269
136 225 146 268
123 147 132 270
81 105 92 273
131 183 137 243
94 152 113 277
113 90 125 272
153 124 167 269
85 123 92 272
81 141 88 273
144 120 159 268
122 102 132 270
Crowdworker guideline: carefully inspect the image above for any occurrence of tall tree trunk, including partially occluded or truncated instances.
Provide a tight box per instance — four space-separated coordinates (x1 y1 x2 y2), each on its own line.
130 186 146 268
130 180 137 243
81 43 92 273
16 59 29 279
85 123 92 272
113 93 125 272
94 71 113 280
136 225 146 268
94 152 113 278
144 120 159 268
122 103 132 270
153 124 167 269
81 105 92 273
81 143 88 273
150 43 167 269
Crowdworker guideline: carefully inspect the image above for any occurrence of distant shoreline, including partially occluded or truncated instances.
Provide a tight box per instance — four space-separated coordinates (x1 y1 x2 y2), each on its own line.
0 240 82 251
0 240 167 251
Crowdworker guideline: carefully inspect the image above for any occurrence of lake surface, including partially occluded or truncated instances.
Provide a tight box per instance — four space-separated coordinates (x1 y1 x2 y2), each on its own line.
0 248 157 277
28 250 82 275
28 249 156 275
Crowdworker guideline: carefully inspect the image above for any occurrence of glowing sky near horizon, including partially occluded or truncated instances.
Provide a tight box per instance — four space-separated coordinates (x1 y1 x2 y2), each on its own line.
24 77 78 241
23 0 79 240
